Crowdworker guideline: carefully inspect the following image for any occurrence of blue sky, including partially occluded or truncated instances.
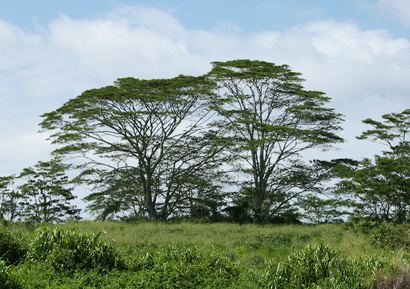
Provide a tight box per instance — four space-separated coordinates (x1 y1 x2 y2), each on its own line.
0 0 409 196
0 0 408 36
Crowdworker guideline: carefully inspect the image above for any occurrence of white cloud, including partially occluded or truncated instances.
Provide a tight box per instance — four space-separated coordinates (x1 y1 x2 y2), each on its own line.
378 0 410 27
0 6 409 178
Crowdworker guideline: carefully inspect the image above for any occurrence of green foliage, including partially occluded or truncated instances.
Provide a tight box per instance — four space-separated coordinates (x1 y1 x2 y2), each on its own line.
339 108 410 224
370 223 410 250
122 244 239 288
14 241 239 288
299 195 352 223
41 74 225 221
209 60 343 223
0 176 20 221
337 156 410 223
0 229 27 265
0 260 20 289
358 108 410 145
264 244 383 289
18 158 80 223
13 254 238 289
245 232 317 251
345 217 381 234
27 227 123 272
1 222 409 288
82 167 144 220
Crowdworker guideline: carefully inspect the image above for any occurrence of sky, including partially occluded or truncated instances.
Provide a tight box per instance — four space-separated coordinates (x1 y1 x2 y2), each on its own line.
0 1 410 184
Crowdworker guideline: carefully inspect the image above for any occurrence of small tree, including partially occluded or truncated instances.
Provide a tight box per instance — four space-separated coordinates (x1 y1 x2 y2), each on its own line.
337 108 410 223
0 176 20 221
299 195 352 224
18 158 80 222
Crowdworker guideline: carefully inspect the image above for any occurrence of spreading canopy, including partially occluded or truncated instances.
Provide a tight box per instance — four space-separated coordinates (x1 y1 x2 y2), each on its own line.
208 60 344 222
41 75 225 220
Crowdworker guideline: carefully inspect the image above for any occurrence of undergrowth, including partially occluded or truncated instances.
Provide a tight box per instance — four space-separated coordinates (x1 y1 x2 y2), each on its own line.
0 222 408 288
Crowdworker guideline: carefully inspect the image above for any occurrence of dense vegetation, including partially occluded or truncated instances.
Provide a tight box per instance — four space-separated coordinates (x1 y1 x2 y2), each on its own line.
0 221 409 288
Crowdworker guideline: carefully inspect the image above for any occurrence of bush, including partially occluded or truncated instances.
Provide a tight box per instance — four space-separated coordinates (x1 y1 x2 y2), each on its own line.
370 223 410 250
27 227 124 272
0 229 27 265
123 244 239 288
16 244 239 289
0 260 20 289
264 244 382 289
345 217 380 234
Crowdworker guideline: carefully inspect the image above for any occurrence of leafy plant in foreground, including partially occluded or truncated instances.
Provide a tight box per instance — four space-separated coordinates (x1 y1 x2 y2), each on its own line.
370 223 410 250
27 227 124 272
0 229 27 265
123 244 239 289
264 243 383 289
0 260 20 289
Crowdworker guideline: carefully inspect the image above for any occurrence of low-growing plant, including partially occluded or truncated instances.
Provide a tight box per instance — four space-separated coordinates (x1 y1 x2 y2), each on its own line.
27 227 124 272
123 244 240 288
0 229 27 265
264 244 383 289
345 217 380 234
0 260 20 289
246 232 317 251
370 223 410 250
1 222 408 288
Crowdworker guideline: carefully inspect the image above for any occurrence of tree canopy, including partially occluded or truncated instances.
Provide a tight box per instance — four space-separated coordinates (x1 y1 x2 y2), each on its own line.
41 75 226 220
18 158 80 222
337 108 410 223
208 60 344 223
0 59 406 224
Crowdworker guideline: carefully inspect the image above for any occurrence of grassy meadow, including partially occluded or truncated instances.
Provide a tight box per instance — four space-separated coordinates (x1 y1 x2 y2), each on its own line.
1 221 409 288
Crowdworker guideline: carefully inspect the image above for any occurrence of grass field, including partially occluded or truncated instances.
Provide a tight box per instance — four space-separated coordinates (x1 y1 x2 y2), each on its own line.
1 221 409 288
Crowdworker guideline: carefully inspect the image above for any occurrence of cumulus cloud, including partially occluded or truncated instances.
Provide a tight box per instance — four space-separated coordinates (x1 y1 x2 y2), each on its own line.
378 0 410 27
0 6 410 177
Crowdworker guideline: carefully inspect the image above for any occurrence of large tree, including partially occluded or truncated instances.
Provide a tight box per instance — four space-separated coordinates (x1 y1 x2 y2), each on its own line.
18 158 80 223
208 60 343 223
41 75 226 220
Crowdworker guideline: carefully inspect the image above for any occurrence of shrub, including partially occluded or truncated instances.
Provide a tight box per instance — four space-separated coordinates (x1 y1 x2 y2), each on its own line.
0 229 27 265
346 217 380 234
123 244 239 288
370 223 410 250
11 261 111 289
0 260 20 289
27 227 124 272
264 244 382 289
12 253 239 289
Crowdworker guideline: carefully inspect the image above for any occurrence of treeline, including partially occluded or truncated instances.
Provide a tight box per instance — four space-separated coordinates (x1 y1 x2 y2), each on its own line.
0 60 409 224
